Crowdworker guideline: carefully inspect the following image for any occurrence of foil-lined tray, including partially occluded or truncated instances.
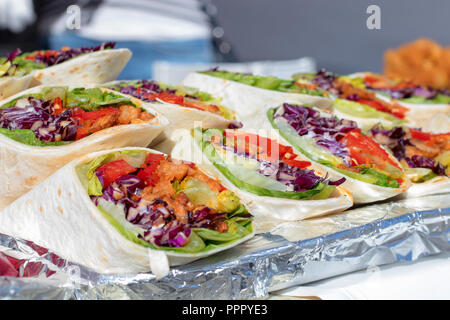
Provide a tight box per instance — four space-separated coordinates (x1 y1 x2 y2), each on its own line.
0 193 449 300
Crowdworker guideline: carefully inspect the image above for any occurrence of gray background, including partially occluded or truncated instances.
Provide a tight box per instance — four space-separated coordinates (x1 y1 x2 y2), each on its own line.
214 0 450 74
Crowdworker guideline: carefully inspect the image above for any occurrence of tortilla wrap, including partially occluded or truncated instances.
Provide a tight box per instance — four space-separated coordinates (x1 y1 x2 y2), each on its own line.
331 107 398 130
182 72 332 131
263 106 411 204
403 176 450 198
0 86 168 210
0 74 33 101
164 129 353 221
30 48 131 88
348 72 450 133
0 147 254 277
0 49 131 100
376 94 450 133
103 80 233 151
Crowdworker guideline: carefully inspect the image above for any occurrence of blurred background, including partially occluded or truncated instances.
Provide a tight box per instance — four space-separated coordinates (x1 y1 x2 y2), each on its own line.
0 0 449 83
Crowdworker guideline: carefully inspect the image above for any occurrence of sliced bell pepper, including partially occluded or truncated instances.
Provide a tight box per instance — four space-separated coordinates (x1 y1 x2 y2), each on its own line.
137 153 165 186
95 160 136 188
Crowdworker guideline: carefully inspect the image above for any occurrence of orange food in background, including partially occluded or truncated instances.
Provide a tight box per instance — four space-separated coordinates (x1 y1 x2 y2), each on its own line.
384 38 450 90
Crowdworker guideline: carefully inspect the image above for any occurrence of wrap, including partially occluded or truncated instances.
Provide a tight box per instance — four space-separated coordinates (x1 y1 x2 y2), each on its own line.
369 125 450 198
0 74 33 101
0 85 168 210
104 80 237 152
0 44 131 99
30 48 131 87
182 71 332 130
0 147 254 277
347 72 450 133
265 103 411 204
166 128 353 221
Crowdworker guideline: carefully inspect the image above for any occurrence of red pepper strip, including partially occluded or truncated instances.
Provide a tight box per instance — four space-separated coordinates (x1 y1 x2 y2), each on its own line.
410 129 432 141
341 129 401 169
224 131 311 169
95 160 136 188
358 98 407 119
72 107 120 121
137 153 166 186
145 92 184 105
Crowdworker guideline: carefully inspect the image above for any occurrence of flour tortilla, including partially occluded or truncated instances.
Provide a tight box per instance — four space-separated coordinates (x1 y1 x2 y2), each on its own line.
164 130 353 221
0 86 168 210
103 80 233 151
182 72 333 131
0 74 33 101
348 72 450 133
262 106 411 204
403 176 450 198
0 49 131 100
29 48 132 88
0 147 254 277
375 94 450 133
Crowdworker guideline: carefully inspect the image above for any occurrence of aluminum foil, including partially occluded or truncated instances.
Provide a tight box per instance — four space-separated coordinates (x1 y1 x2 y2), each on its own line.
1 193 449 300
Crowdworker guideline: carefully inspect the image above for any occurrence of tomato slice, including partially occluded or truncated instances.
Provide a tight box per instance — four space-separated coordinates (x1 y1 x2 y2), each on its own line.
137 153 165 186
341 129 401 169
96 160 136 188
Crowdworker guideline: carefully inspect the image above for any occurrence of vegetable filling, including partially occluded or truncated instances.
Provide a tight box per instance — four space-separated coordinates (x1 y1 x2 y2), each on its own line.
0 42 115 78
201 68 324 97
80 151 252 251
196 128 345 200
295 70 409 119
370 125 449 182
109 80 238 123
0 87 155 146
269 103 404 188
362 73 450 104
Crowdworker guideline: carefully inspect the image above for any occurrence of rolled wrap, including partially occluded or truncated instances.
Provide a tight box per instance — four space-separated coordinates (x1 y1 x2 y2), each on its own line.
182 72 332 131
166 129 353 221
0 86 168 209
0 147 255 277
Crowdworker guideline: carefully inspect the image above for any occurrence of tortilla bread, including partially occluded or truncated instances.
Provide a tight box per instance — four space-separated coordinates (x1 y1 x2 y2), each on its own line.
0 86 168 210
182 72 333 131
166 129 354 221
0 147 255 277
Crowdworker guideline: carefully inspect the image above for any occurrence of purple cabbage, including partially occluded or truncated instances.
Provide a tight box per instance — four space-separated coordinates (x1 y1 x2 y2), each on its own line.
113 80 174 102
0 97 78 142
92 171 229 248
274 103 357 165
366 83 450 101
370 125 447 176
405 155 446 176
32 42 116 67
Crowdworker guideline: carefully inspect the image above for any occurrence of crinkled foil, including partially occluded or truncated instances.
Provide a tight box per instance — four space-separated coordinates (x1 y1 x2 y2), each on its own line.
1 193 449 300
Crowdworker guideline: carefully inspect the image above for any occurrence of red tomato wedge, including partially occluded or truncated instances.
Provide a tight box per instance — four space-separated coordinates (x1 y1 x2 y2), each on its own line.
137 153 165 186
96 160 136 188
341 130 401 169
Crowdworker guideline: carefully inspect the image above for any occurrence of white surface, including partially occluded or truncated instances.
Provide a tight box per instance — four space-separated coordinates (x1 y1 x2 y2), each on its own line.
274 251 450 299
